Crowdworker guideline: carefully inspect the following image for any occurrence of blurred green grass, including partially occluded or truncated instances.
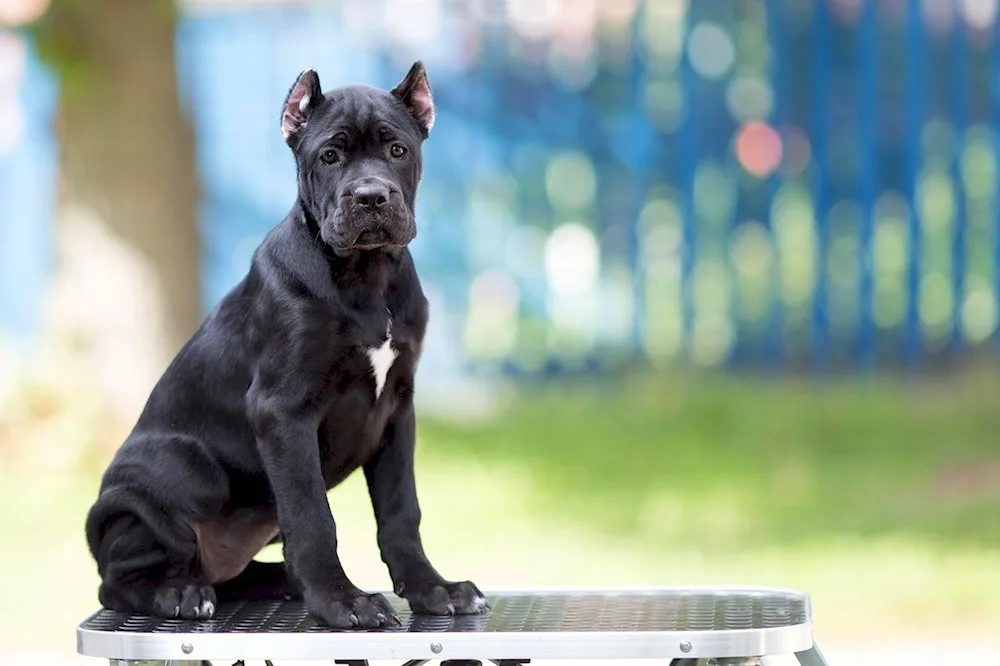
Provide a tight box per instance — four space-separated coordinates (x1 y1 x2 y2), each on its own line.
421 371 1000 550
2 371 999 658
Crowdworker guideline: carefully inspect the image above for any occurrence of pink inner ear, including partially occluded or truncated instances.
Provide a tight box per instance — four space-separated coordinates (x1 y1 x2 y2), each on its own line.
281 82 312 139
409 83 435 133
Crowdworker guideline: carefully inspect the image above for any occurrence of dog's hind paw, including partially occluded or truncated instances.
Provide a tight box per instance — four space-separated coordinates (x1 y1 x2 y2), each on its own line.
153 580 218 620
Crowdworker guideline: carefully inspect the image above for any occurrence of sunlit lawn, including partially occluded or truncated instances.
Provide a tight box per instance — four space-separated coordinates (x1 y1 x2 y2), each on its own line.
2 370 999 660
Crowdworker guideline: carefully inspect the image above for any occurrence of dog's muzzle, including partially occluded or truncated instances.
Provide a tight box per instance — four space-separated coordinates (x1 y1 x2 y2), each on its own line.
333 177 414 250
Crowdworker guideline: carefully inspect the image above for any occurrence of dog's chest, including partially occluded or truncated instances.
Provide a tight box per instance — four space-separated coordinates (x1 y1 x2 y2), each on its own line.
364 315 398 400
315 312 417 488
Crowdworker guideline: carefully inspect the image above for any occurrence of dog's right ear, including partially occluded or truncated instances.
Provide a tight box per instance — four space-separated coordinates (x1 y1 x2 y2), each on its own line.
281 69 323 145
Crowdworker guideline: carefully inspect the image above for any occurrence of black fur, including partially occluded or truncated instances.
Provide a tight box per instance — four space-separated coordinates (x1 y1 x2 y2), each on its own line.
85 62 488 629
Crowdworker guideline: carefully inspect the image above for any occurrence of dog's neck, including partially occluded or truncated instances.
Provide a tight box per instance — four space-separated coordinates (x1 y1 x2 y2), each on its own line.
294 203 398 308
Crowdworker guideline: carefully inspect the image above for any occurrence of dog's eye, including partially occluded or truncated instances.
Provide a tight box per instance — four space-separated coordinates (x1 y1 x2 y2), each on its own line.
390 143 407 159
320 149 338 165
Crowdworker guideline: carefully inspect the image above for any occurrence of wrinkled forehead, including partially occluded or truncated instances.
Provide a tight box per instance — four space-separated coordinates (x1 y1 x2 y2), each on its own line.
308 85 420 143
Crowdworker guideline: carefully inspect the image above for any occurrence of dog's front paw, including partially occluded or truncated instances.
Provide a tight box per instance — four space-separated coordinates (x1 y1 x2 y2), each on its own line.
401 579 490 616
304 588 401 629
153 579 217 620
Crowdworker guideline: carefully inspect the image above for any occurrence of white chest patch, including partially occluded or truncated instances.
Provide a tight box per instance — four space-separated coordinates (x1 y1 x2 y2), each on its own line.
366 316 398 400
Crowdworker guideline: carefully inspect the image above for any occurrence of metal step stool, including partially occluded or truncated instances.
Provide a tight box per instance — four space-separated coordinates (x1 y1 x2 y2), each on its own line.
76 587 830 665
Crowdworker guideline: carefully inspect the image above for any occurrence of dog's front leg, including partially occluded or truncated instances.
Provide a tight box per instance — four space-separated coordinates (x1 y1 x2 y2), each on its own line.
248 386 399 629
364 399 490 616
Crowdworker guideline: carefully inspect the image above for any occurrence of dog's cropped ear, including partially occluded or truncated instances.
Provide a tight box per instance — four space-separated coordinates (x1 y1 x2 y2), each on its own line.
391 61 435 138
281 68 323 145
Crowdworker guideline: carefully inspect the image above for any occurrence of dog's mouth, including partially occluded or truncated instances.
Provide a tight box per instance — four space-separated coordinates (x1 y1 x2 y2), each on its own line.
353 229 393 248
322 205 417 252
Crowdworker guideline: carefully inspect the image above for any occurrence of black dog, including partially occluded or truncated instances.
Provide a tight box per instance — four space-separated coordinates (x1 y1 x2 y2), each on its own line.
84 62 488 629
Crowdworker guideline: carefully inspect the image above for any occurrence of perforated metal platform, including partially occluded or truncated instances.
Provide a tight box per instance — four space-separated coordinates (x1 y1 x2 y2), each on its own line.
77 588 826 663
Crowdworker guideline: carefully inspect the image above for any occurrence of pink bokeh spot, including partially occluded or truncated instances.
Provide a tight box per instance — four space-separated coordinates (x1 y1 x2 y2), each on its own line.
735 121 783 179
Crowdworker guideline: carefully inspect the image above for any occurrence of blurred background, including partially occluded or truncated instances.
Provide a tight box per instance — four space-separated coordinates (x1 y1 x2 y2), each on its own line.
1 0 999 664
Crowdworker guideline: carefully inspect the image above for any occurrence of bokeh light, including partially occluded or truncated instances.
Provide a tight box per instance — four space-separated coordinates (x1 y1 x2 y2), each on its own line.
729 221 774 322
555 0 597 41
0 0 49 25
547 291 599 358
463 269 521 359
597 263 635 345
385 0 443 49
959 0 997 30
469 0 505 25
639 191 684 367
597 0 638 26
6 0 1000 379
771 183 817 309
544 222 600 297
687 21 735 79
961 279 999 344
825 201 862 339
872 193 909 329
642 0 687 70
691 257 734 366
725 76 774 123
961 125 996 202
917 169 955 232
545 151 597 212
506 0 560 40
0 31 26 157
735 121 783 178
547 37 599 91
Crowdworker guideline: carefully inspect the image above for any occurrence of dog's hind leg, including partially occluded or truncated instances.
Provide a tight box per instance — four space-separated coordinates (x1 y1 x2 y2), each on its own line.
214 561 302 602
90 510 217 620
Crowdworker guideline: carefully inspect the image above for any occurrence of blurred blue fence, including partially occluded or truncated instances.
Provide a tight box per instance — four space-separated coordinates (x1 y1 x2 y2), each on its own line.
0 30 57 351
3 0 1000 375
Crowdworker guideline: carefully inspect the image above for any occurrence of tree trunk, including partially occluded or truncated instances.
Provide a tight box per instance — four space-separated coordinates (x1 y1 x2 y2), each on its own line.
38 0 200 418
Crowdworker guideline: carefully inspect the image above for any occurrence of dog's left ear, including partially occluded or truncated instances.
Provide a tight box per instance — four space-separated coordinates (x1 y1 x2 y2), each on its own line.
391 61 435 138
281 68 323 145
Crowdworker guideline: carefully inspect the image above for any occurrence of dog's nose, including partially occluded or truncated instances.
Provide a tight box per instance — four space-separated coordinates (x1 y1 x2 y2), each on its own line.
352 183 390 210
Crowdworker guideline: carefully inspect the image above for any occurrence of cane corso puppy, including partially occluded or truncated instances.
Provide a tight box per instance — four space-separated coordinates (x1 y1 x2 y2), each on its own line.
84 62 489 629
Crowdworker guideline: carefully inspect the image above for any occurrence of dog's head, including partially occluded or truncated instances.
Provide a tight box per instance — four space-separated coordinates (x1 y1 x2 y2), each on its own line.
280 62 435 253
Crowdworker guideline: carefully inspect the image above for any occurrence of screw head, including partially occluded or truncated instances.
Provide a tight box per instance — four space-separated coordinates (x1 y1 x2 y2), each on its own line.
430 641 443 654
181 643 194 655
679 640 692 653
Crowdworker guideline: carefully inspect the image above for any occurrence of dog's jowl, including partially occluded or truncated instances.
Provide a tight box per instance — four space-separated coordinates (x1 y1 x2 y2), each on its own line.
84 62 489 629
